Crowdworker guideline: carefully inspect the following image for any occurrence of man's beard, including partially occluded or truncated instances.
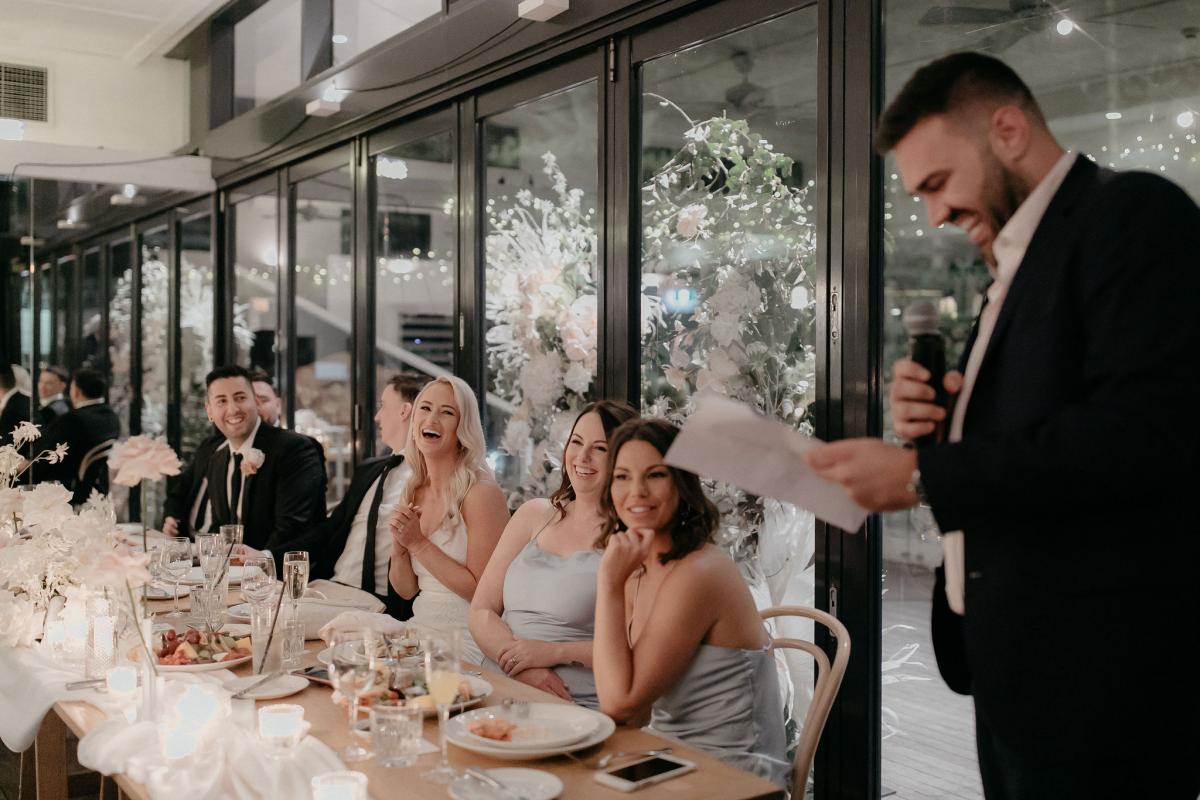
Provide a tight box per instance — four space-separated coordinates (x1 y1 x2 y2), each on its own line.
979 157 1030 267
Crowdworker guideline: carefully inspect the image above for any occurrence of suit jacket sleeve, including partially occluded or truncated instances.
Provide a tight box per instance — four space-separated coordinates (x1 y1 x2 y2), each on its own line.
163 447 200 521
312 485 356 580
27 415 73 485
262 436 328 568
920 175 1200 532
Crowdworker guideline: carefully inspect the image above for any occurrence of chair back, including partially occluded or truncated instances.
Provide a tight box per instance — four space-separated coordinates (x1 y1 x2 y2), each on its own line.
74 439 116 505
760 605 851 794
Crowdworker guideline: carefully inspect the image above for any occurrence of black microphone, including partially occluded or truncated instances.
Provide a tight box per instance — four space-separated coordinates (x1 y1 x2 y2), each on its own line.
902 300 947 448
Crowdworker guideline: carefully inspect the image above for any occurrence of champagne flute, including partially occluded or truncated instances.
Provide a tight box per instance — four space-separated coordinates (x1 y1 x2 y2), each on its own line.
197 532 224 584
240 556 276 606
283 551 309 604
328 629 378 762
422 631 462 783
161 536 192 619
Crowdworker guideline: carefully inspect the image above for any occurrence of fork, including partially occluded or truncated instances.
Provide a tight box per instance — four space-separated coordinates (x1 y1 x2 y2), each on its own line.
562 747 675 770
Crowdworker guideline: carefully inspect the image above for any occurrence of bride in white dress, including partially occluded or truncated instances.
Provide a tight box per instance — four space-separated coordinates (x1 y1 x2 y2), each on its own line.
387 376 509 663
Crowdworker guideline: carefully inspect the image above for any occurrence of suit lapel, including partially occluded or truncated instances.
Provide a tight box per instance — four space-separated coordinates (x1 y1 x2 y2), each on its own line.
209 445 231 525
976 156 1096 372
240 423 274 527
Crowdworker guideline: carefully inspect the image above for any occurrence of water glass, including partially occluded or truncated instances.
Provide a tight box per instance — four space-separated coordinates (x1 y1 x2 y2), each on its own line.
311 771 368 800
240 556 276 605
370 700 423 768
191 585 224 637
197 533 224 583
219 524 244 548
282 617 306 672
328 630 378 763
161 536 192 619
249 586 284 675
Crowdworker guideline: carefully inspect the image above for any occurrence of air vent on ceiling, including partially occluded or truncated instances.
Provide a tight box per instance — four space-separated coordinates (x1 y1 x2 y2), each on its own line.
0 62 48 123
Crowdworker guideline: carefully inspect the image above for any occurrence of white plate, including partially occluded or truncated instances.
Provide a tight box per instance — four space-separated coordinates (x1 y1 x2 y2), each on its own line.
447 707 615 761
144 583 191 600
156 652 252 672
227 673 308 700
449 768 563 800
451 703 598 750
227 602 252 621
183 565 249 585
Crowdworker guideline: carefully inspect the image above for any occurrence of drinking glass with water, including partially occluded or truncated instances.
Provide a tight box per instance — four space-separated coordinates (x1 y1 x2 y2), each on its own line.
370 700 423 768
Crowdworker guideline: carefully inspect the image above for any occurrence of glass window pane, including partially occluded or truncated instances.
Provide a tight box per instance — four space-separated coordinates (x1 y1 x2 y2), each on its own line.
482 81 600 505
54 255 72 366
332 0 441 66
107 240 133 440
636 7 820 767
879 7 1200 798
232 188 280 380
180 216 214 463
139 227 170 527
80 248 102 371
292 161 353 504
371 129 456 454
234 0 303 114
36 261 51 368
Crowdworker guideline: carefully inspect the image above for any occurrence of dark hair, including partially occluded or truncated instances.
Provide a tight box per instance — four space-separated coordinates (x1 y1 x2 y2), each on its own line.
0 363 15 391
42 365 69 384
205 364 254 391
875 52 1044 154
70 368 107 400
247 368 278 396
386 372 430 404
597 417 720 565
549 400 639 518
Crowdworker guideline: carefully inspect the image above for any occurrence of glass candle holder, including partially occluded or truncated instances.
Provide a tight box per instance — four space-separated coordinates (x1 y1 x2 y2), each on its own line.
311 771 368 800
258 703 306 756
85 613 117 679
105 666 138 722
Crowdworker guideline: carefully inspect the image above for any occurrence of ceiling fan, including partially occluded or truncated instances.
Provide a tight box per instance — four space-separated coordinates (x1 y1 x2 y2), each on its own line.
918 0 1057 51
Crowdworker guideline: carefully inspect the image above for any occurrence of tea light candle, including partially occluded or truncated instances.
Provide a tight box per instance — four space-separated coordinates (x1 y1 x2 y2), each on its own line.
311 771 368 800
106 665 138 722
258 704 305 744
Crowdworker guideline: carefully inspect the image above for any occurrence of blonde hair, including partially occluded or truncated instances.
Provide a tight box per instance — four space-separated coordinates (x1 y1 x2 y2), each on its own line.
402 375 488 529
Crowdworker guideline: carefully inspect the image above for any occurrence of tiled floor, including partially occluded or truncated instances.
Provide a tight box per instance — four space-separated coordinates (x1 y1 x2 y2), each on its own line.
881 560 983 800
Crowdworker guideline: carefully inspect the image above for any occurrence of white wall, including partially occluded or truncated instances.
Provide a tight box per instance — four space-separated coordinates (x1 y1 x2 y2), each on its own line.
0 44 189 153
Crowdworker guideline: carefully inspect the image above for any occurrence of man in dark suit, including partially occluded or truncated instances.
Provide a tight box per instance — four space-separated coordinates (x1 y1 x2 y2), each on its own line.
162 365 327 573
36 366 72 427
0 363 33 447
241 373 427 620
808 53 1199 799
30 368 120 503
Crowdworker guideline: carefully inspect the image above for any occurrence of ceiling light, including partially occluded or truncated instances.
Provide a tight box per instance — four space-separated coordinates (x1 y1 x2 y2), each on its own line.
1105 111 1122 121
331 34 348 44
1056 19 1074 36
1177 110 1195 128
0 118 25 141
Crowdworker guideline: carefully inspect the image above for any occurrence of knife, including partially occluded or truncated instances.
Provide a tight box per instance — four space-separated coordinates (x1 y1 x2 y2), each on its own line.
465 768 526 800
232 671 282 699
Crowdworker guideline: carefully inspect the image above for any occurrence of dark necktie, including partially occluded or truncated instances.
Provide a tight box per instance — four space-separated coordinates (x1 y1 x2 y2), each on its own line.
230 453 244 524
362 455 404 595
196 447 228 531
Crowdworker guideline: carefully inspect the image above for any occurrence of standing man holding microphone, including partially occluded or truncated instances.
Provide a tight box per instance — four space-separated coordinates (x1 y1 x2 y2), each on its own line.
808 52 1199 798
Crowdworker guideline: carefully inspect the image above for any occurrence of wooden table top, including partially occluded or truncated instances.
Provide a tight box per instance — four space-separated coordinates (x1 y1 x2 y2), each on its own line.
52 591 785 800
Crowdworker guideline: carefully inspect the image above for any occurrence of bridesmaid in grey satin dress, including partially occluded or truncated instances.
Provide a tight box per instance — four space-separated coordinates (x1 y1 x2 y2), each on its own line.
470 401 638 706
593 418 790 789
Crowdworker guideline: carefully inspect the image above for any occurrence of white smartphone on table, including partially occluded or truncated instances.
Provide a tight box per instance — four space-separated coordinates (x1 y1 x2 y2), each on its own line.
593 754 696 792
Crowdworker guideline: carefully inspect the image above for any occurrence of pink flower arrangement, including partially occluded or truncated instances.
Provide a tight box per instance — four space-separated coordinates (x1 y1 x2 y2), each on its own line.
240 447 265 476
107 436 182 488
74 540 153 590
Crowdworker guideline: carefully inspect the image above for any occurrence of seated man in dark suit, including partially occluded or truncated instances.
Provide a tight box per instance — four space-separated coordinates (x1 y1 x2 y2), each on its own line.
162 365 327 573
248 369 282 427
36 366 72 427
0 363 33 447
241 373 427 620
30 368 121 503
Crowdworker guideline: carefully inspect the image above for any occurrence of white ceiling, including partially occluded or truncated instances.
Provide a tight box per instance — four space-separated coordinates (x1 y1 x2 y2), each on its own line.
0 0 227 64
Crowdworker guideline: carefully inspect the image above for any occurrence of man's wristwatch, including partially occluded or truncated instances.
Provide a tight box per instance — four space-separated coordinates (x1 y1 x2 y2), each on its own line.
906 467 930 506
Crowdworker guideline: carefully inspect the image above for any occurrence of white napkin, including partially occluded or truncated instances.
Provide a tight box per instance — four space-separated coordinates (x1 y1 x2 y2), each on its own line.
318 610 406 646
298 580 385 639
77 670 345 800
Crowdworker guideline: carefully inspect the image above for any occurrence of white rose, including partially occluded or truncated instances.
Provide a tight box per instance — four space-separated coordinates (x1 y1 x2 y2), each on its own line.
520 351 565 409
502 419 533 457
21 483 74 531
710 316 740 347
0 590 39 648
563 362 593 395
675 204 708 238
0 446 24 478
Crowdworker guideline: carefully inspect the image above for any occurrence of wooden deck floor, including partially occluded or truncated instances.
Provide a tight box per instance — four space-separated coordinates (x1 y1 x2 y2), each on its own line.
881 560 983 800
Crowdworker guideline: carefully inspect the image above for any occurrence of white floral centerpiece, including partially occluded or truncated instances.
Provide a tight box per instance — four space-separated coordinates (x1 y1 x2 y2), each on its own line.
485 152 599 505
108 435 182 557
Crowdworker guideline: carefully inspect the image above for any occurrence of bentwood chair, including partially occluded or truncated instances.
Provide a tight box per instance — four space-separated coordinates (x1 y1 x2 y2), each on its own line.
760 605 851 794
73 439 116 506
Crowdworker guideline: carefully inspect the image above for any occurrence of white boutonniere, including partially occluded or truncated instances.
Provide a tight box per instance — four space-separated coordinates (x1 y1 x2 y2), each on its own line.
241 448 265 476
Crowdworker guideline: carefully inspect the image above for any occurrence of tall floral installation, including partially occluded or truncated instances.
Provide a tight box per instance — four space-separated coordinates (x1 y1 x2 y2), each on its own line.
485 152 599 505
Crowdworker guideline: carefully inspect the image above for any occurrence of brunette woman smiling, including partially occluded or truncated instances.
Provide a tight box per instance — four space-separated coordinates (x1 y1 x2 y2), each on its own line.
594 418 788 787
470 400 637 708
388 376 509 663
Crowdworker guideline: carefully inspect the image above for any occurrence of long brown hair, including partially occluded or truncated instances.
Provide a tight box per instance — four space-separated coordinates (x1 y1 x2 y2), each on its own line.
548 400 639 519
597 417 719 565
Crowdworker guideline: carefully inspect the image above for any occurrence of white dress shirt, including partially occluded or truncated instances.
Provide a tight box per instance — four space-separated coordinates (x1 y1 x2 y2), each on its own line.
74 398 104 409
942 151 1076 615
331 461 410 592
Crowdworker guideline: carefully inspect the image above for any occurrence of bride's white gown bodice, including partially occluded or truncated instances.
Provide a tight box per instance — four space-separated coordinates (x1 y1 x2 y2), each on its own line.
410 513 483 663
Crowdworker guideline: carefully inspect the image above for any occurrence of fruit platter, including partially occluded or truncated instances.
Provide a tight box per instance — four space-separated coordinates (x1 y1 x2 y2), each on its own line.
135 627 253 671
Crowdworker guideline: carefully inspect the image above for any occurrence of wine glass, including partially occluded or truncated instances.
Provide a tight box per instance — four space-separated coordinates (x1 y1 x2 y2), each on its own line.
283 551 309 606
422 631 462 783
160 536 192 619
197 532 224 584
240 556 276 606
328 629 378 763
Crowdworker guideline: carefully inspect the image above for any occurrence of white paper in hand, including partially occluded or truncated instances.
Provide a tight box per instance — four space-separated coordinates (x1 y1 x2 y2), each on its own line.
664 396 869 532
